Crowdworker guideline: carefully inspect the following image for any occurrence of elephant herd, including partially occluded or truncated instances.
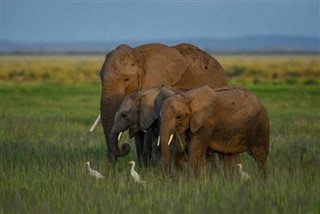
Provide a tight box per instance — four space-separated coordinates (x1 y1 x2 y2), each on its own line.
90 43 269 177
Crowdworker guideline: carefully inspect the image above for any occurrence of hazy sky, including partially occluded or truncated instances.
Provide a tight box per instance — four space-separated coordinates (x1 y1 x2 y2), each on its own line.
1 1 319 43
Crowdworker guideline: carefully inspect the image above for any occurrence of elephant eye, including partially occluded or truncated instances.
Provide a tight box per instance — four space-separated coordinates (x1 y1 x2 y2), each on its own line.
131 63 135 66
176 115 182 119
124 78 129 82
121 112 127 118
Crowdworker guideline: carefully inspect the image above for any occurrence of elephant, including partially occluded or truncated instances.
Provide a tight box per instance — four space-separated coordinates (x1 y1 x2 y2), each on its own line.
90 43 227 164
110 86 188 167
155 86 241 173
110 86 162 166
159 85 269 177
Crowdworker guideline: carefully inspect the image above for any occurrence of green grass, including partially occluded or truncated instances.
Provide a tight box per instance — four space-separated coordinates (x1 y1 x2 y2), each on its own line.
1 55 320 213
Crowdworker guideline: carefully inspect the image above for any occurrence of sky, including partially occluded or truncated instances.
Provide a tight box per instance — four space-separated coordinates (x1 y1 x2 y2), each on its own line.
1 1 319 43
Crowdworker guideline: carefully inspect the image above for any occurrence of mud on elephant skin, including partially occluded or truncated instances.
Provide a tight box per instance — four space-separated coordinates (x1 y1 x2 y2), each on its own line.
91 43 227 165
159 85 270 177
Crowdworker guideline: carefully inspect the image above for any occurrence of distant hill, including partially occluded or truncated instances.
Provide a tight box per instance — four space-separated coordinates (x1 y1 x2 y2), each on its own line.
1 35 319 54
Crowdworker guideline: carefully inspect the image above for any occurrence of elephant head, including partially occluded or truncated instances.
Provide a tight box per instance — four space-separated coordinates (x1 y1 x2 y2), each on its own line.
109 87 163 157
159 86 218 167
91 43 227 164
160 86 217 142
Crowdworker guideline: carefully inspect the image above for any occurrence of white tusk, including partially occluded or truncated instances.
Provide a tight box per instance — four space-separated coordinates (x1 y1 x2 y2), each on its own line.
90 113 101 132
157 136 161 146
118 132 123 141
168 134 174 145
142 130 147 133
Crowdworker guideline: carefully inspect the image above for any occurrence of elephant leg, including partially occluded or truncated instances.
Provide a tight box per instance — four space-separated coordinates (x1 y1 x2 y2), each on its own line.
134 130 145 165
189 139 207 175
219 154 240 177
206 149 217 170
251 146 268 178
142 130 153 167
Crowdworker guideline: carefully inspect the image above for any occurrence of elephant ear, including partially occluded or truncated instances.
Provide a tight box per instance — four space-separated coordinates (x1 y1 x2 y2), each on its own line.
154 86 176 118
142 44 188 86
187 86 218 133
138 87 162 130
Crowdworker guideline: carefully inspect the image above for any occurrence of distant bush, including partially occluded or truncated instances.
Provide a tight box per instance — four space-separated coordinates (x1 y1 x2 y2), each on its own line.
285 78 299 85
2 54 320 86
303 78 319 85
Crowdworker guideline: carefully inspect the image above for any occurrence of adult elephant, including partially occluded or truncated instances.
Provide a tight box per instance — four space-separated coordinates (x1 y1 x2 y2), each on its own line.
90 43 227 164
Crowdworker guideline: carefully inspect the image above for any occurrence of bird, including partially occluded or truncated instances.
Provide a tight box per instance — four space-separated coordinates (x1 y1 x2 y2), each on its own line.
128 160 143 183
85 161 105 179
236 163 251 181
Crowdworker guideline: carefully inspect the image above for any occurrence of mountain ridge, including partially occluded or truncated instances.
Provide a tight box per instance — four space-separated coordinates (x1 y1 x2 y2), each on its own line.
1 35 319 54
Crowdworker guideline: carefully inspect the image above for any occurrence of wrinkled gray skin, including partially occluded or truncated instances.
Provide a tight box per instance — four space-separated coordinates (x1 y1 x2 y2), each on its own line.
111 86 187 167
110 87 162 166
99 43 227 164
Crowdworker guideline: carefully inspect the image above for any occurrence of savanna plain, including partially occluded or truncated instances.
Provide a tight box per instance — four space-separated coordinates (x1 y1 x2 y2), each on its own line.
1 54 319 213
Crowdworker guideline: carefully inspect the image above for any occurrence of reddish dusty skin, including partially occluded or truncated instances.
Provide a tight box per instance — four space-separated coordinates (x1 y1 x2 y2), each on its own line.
160 85 269 177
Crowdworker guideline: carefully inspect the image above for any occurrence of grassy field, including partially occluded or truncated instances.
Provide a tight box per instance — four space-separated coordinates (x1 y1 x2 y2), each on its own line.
1 54 319 213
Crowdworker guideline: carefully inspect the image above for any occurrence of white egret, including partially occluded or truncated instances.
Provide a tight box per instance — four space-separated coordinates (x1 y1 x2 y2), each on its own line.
236 163 251 181
128 160 142 183
85 162 105 179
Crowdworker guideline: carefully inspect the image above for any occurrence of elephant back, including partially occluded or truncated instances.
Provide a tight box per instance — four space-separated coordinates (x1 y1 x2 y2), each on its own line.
172 43 227 88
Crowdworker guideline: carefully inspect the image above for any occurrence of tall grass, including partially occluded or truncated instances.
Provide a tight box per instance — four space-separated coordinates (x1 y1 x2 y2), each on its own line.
1 55 319 213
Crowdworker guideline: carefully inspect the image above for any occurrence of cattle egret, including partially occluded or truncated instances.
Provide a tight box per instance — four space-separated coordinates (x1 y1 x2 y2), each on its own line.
85 162 105 179
128 160 142 183
236 163 251 180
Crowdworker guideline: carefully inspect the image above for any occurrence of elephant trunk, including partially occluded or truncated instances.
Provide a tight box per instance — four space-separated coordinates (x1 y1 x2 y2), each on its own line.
109 128 130 158
159 126 173 171
100 84 129 164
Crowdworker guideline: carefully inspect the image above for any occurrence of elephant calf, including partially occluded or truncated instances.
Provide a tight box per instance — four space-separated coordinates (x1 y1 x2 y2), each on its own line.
109 86 187 167
159 85 270 177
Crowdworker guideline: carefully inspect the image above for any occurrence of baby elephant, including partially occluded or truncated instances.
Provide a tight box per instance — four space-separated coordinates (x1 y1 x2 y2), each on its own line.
159 85 269 177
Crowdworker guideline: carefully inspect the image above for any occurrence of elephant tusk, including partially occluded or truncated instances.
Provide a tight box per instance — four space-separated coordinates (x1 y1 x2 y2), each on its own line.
157 136 161 146
168 134 174 146
118 132 123 141
90 113 101 132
